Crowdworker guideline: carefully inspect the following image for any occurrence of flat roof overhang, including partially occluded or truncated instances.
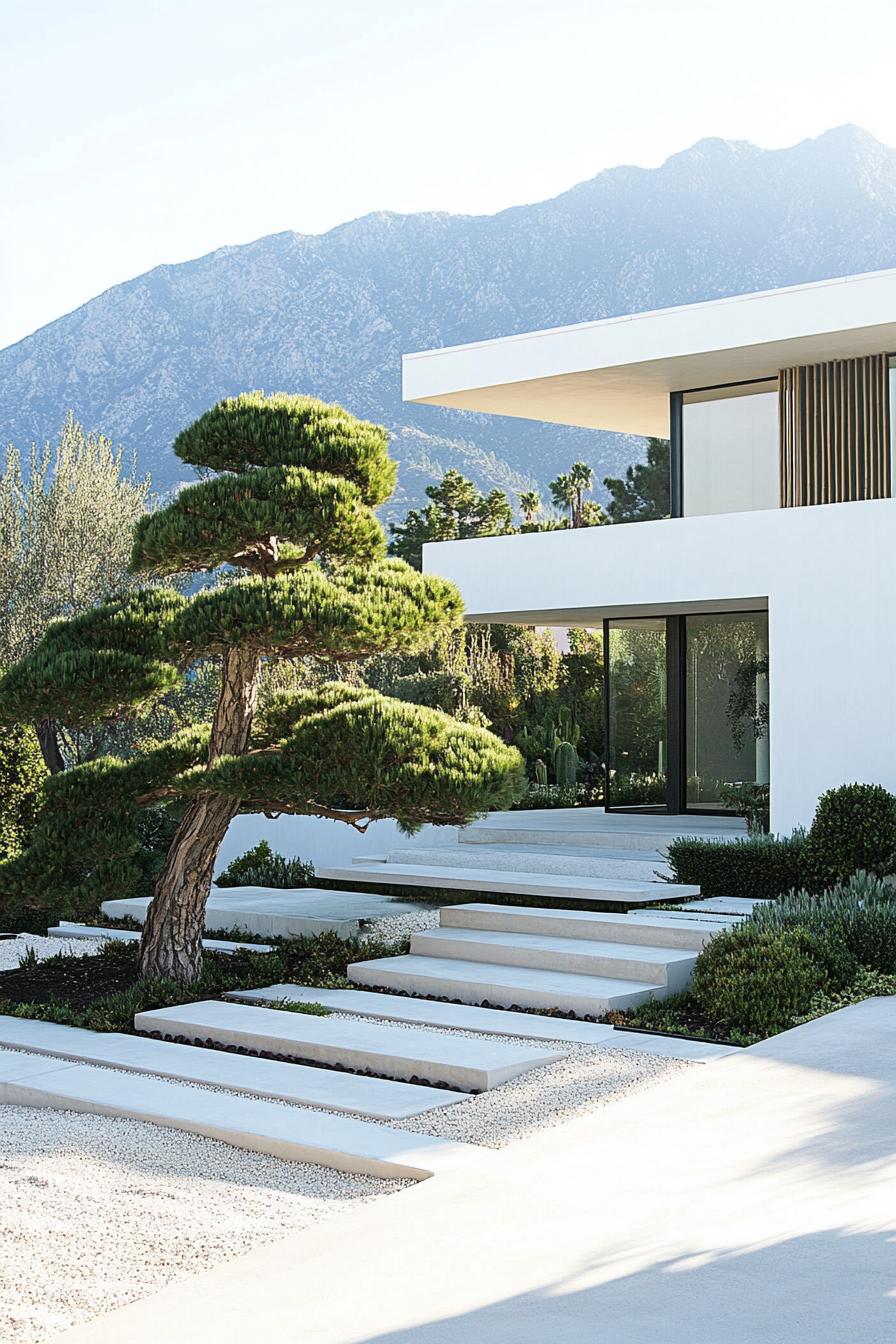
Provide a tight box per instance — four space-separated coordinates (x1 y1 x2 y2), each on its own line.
403 268 896 437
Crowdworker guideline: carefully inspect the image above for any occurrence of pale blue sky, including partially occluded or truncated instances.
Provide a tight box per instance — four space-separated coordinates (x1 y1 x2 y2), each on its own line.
3 0 896 349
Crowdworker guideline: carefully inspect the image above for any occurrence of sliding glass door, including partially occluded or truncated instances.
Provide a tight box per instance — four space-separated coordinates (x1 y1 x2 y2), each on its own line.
604 611 769 814
605 617 668 811
685 612 769 810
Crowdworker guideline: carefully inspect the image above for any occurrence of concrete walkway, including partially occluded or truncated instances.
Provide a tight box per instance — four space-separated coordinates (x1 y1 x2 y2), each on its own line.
59 997 896 1344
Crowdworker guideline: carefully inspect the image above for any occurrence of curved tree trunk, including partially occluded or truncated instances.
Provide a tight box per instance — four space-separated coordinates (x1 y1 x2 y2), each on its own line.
35 718 66 774
139 645 261 984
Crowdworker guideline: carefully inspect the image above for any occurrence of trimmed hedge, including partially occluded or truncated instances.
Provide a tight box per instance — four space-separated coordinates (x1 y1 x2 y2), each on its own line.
666 832 806 899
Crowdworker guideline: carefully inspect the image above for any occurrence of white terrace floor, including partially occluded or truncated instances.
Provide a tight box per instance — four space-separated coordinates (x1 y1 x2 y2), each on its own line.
59 995 896 1344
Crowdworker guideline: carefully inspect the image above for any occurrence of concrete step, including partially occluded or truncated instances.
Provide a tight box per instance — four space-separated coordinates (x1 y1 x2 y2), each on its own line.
411 927 695 991
383 845 670 882
101 887 422 939
461 811 746 851
676 897 763 916
0 1015 462 1120
319 862 698 908
49 923 274 955
439 903 724 951
348 955 661 1015
225 984 615 1045
0 1049 471 1180
134 1000 562 1092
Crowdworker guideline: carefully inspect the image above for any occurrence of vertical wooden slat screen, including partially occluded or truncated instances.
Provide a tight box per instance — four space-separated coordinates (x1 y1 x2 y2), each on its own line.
779 353 891 506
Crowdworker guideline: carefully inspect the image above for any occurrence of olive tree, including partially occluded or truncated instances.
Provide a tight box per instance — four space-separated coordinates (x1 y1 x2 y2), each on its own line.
0 394 525 982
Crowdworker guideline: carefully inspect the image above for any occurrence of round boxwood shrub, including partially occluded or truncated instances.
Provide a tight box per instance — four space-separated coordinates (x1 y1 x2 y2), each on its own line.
692 924 856 1038
804 782 896 890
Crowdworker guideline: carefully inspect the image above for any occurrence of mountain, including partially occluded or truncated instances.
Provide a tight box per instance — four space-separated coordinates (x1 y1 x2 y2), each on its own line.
3 124 896 519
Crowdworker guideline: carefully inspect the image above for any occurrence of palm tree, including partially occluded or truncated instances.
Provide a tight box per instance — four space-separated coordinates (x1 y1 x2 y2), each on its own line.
549 473 576 524
518 489 541 525
569 461 594 528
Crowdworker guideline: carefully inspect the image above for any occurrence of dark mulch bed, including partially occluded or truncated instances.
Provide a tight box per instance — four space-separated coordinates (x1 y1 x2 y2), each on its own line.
0 944 141 1010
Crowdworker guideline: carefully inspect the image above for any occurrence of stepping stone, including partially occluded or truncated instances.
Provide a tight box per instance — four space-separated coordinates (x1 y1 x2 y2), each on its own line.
226 985 616 1045
48 923 274 954
676 897 761 916
382 845 670 882
441 903 726 950
320 862 699 908
0 1016 462 1119
101 887 422 939
348 954 660 1016
134 1000 562 1091
409 927 696 993
0 1054 473 1179
601 1030 738 1062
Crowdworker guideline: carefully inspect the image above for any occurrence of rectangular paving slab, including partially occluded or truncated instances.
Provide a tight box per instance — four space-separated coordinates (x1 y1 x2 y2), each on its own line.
0 1016 462 1119
48 924 274 954
0 1054 473 1179
321 862 699 907
101 887 422 938
440 903 724 949
348 954 660 1015
135 1000 563 1091
226 985 616 1045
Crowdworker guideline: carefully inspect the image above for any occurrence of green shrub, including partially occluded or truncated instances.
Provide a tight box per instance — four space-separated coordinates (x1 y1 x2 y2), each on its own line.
751 871 896 974
0 723 47 863
803 783 896 889
666 832 806 899
692 923 855 1037
214 840 315 889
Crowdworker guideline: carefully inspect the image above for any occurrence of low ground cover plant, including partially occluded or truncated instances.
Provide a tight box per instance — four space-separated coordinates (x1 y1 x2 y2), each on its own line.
0 929 406 1033
214 840 315 889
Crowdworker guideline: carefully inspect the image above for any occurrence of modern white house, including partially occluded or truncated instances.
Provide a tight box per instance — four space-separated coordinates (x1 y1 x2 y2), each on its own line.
403 268 896 834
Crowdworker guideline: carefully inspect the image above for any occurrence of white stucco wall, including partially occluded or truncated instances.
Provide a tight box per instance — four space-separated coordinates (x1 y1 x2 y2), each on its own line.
424 498 896 833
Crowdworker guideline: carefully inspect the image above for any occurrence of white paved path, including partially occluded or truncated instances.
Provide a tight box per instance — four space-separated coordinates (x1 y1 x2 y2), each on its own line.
59 997 896 1344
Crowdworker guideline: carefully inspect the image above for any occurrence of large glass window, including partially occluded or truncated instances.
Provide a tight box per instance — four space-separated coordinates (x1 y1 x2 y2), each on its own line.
685 612 769 810
682 380 778 517
606 618 667 810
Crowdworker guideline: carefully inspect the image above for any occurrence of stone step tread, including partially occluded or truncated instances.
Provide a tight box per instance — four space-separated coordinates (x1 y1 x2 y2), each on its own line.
413 927 697 966
0 1050 471 1180
0 1016 462 1120
134 1000 562 1092
677 898 762 914
321 862 698 906
386 845 668 865
101 888 421 938
442 902 731 936
381 847 670 880
50 924 274 954
225 985 615 1044
349 955 660 1009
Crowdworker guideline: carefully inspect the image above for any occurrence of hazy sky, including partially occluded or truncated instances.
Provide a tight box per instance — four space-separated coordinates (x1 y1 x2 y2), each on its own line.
3 0 896 349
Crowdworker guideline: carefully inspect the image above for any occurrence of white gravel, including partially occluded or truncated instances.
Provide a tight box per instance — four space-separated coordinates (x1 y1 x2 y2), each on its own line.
0 935 101 972
362 907 440 941
0 1093 407 1344
327 1011 691 1148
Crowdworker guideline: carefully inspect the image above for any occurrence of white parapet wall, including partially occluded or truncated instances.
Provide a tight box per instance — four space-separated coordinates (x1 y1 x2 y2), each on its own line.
423 496 896 834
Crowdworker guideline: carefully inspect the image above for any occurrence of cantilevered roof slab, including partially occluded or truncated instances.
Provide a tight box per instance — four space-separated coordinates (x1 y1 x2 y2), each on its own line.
403 268 896 437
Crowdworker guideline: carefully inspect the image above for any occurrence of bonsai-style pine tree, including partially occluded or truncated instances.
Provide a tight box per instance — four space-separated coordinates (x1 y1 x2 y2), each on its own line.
0 394 525 983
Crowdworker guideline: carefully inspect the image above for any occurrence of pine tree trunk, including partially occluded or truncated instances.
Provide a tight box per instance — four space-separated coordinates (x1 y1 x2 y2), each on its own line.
35 719 65 774
139 646 261 984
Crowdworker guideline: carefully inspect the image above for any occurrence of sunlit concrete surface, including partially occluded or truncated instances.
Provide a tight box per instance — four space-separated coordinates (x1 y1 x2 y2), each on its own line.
58 997 896 1344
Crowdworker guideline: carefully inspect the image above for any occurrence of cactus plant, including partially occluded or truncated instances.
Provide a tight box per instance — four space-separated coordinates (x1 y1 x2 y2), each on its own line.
553 739 579 789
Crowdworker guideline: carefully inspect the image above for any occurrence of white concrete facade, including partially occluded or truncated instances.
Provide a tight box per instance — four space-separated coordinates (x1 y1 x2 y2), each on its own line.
423 499 896 833
404 268 896 834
